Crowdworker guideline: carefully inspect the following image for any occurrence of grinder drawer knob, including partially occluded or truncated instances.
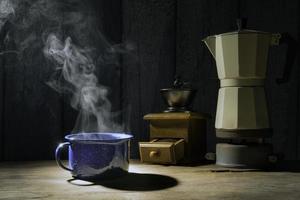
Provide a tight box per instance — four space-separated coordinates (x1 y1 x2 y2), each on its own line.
149 150 160 158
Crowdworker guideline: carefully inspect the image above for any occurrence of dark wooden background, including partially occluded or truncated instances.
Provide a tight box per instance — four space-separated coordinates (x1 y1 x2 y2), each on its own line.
0 0 299 161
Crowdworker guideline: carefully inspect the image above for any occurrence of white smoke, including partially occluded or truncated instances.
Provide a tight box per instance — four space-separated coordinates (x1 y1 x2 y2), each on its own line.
43 34 123 132
0 0 134 133
0 0 14 30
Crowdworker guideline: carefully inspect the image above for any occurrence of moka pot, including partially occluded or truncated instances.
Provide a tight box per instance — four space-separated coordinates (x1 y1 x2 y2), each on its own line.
203 28 281 138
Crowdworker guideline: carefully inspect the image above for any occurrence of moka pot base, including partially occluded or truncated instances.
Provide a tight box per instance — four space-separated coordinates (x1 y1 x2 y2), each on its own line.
216 143 273 169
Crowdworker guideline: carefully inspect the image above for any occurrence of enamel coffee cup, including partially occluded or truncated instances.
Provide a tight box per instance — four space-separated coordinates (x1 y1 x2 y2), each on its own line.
55 132 133 180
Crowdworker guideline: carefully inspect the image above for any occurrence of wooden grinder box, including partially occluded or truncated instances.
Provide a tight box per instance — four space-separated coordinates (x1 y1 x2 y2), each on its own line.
139 112 207 164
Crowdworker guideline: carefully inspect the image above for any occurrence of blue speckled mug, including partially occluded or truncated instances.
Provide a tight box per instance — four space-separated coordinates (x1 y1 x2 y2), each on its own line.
55 133 133 180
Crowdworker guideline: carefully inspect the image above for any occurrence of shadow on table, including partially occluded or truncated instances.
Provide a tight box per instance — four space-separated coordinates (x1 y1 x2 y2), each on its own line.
209 160 300 173
67 172 178 191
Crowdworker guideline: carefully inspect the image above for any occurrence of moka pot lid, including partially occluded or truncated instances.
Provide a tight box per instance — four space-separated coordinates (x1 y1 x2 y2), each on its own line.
214 29 272 37
206 18 275 38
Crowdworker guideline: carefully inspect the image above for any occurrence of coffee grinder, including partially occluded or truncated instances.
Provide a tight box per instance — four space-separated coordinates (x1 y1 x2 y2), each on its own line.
203 19 281 168
139 77 208 164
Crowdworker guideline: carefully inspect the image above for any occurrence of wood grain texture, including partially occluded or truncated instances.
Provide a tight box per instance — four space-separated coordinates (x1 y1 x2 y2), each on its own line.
1 161 300 199
0 23 7 161
297 1 300 160
93 0 122 121
0 58 3 161
122 0 176 158
0 0 125 160
61 0 123 136
0 0 300 161
176 0 239 152
2 31 62 160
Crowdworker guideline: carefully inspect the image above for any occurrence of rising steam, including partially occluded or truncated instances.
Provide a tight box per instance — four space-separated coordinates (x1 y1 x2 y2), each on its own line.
0 0 131 133
0 0 14 30
43 34 123 132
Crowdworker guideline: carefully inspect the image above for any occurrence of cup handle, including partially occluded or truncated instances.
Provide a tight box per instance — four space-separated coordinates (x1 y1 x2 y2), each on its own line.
55 142 72 171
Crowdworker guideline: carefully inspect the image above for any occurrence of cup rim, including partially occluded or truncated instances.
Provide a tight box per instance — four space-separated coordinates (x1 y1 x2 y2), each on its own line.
65 132 133 143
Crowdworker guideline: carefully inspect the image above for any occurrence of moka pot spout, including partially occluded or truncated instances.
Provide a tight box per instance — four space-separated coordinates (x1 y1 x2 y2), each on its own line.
202 36 216 59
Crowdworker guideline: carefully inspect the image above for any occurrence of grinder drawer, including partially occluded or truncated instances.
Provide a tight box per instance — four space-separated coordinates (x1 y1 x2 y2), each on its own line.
139 139 184 164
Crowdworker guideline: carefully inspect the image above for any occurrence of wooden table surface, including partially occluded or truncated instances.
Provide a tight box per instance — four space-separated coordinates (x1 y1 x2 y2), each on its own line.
1 160 300 200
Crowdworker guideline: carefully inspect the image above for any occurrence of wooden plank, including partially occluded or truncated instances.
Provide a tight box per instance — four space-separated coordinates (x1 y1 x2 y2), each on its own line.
0 23 7 161
0 60 3 161
61 0 123 135
176 0 239 153
92 0 122 122
1 0 298 161
0 0 124 160
3 45 63 160
2 19 63 160
122 0 176 158
239 0 299 159
297 1 300 160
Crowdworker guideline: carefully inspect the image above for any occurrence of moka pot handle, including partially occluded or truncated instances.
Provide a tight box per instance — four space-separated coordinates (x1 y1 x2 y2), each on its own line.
273 33 297 84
